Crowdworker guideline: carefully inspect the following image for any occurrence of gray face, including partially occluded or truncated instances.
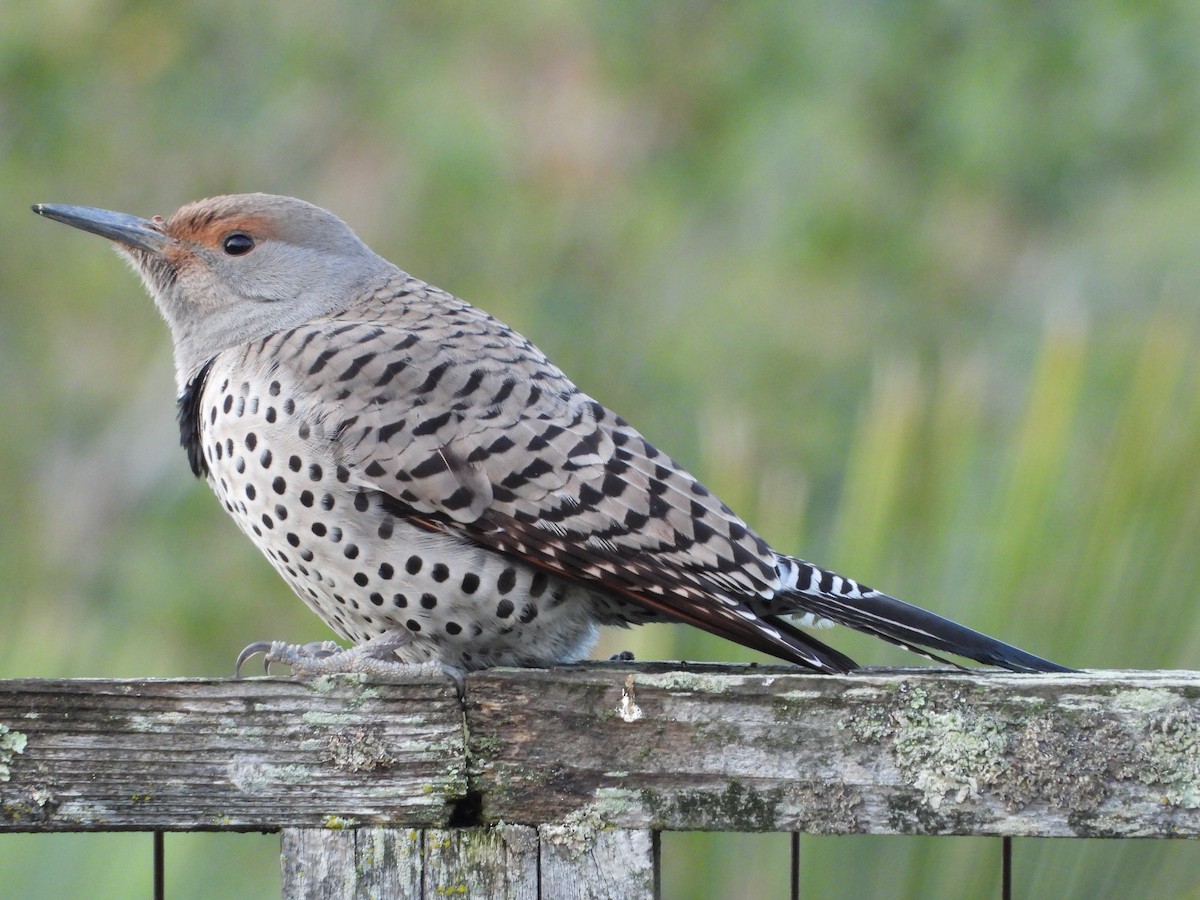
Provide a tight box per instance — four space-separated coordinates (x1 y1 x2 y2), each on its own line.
34 193 397 386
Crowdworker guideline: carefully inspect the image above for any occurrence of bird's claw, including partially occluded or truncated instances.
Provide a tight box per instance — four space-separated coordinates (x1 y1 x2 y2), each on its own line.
235 640 341 676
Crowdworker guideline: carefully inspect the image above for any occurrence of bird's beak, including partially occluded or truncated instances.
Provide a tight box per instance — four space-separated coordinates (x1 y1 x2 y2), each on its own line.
32 203 170 254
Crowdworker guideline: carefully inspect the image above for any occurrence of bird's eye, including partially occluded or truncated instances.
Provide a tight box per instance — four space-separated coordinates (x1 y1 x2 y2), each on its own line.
222 232 255 256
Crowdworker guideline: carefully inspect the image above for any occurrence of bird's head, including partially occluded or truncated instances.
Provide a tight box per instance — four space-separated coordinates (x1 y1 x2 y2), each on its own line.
33 193 396 387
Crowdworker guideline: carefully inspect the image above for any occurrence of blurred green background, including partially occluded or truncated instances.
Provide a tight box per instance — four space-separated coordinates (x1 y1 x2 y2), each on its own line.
3 2 1200 897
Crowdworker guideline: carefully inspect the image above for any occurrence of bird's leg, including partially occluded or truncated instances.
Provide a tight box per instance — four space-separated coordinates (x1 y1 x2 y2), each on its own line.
235 629 466 694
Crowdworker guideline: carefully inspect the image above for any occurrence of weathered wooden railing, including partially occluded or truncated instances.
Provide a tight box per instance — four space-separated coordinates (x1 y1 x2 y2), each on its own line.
1 664 1197 897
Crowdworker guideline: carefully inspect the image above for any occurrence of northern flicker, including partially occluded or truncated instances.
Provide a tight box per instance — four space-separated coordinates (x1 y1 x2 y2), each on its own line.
33 194 1070 676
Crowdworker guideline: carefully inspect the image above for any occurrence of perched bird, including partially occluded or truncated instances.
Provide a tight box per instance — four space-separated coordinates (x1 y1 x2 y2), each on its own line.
33 194 1070 676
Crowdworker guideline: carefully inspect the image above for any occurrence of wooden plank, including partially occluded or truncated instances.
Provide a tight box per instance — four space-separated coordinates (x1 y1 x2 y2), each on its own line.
538 825 659 900
3 667 1200 838
466 664 1200 838
423 826 538 898
281 826 421 899
0 675 465 831
279 824 654 899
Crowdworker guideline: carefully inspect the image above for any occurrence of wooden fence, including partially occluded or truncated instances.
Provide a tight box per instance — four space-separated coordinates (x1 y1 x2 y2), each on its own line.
1 664 1197 897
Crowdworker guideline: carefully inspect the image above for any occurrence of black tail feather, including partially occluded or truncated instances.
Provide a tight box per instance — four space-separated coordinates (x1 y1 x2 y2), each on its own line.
767 617 861 674
788 587 1074 674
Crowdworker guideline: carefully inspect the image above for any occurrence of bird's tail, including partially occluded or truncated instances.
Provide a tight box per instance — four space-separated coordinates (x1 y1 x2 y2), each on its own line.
777 557 1074 673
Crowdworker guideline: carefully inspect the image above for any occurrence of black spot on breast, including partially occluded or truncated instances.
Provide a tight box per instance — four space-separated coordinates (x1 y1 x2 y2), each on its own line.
497 568 517 594
529 572 548 598
300 490 314 507
431 563 450 582
344 544 359 560
420 593 437 609
461 572 480 594
272 477 286 494
245 484 256 500
245 432 257 451
354 572 369 587
406 555 423 575
311 522 327 537
393 593 408 608
260 449 272 468
496 598 514 619
378 563 394 580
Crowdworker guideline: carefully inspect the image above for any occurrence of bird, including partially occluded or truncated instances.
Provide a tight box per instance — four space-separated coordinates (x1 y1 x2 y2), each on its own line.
32 194 1071 677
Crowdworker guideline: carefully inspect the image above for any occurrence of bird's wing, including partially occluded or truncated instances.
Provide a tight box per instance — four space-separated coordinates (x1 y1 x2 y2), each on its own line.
270 297 857 671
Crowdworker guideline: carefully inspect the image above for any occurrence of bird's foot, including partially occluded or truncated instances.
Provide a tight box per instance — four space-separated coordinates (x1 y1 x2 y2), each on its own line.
608 650 636 661
235 629 465 695
236 639 342 675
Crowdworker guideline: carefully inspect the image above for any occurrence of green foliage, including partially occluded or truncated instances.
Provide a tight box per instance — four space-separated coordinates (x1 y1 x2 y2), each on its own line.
3 2 1200 897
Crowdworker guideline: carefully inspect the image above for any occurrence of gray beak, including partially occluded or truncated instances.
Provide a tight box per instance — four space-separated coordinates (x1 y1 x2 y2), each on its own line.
32 203 169 254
